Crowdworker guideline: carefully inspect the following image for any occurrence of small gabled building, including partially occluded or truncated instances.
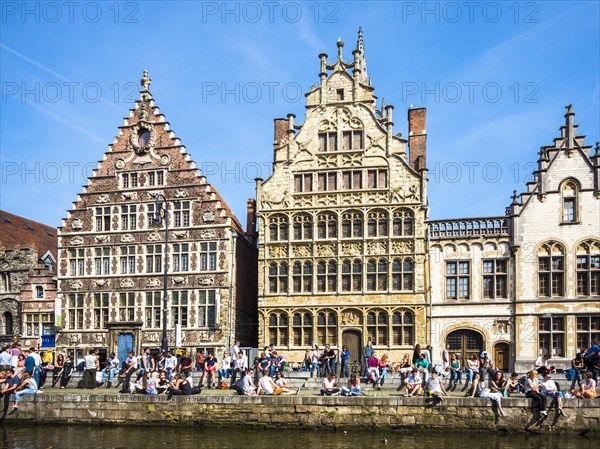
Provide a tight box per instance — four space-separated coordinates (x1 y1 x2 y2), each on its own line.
0 210 58 349
57 72 257 363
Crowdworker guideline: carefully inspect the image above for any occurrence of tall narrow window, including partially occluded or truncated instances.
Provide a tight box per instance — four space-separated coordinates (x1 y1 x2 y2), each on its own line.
293 214 313 240
317 212 337 239
446 261 470 299
367 310 388 345
392 310 414 346
198 290 217 328
172 243 189 272
342 170 362 189
146 245 162 273
69 249 85 276
268 215 288 242
120 246 136 274
367 169 388 188
576 241 600 296
121 205 137 230
392 209 414 236
171 291 188 327
316 310 337 345
482 259 508 299
173 201 191 227
367 210 388 237
268 312 288 346
538 316 565 357
93 293 109 329
95 207 111 232
341 211 363 238
538 242 565 297
318 132 338 152
367 259 388 291
292 312 313 346
561 180 578 223
68 293 84 329
95 247 111 275
292 262 312 293
145 292 161 328
576 316 600 352
148 170 164 186
317 172 337 191
268 263 288 293
119 292 136 321
392 258 414 291
341 260 362 292
200 242 217 271
342 130 363 150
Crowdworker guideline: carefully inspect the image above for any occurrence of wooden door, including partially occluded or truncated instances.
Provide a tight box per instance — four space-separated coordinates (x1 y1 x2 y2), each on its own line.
494 342 510 371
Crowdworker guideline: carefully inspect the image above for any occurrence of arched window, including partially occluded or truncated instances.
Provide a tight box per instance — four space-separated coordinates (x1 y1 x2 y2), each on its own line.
292 311 313 346
367 309 388 345
268 215 288 242
562 180 578 223
292 214 313 240
392 209 414 236
367 210 388 237
268 312 288 346
538 242 565 297
576 240 600 296
268 262 288 293
317 310 337 345
367 259 388 291
35 286 44 298
317 212 337 239
392 258 414 291
341 259 362 292
316 261 337 292
341 211 363 238
3 312 13 336
392 309 414 346
292 261 313 293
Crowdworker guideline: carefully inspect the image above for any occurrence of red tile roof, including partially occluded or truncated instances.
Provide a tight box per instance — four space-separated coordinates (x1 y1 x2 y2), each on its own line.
0 210 58 259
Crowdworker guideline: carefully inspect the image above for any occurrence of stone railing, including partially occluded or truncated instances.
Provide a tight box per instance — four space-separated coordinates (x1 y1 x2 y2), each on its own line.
7 394 599 433
428 217 509 239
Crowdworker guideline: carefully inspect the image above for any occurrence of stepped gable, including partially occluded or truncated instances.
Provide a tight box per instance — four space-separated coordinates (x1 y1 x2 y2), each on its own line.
59 70 243 235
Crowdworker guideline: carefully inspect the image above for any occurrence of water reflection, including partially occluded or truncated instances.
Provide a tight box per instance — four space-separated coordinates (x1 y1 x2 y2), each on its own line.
0 425 592 449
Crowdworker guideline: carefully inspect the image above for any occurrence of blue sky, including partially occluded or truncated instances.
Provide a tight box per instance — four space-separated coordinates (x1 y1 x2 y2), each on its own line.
1 1 598 227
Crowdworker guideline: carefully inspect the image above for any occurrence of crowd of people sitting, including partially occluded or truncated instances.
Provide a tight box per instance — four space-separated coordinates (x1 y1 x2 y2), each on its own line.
0 338 598 414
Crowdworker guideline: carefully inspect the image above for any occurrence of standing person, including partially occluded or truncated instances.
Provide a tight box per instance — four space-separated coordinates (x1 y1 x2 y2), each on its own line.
423 345 433 367
270 351 285 376
60 355 74 389
23 350 35 382
0 346 11 371
82 349 98 389
479 351 495 387
195 350 205 372
322 344 336 376
164 351 178 381
141 348 155 376
310 345 320 379
412 343 422 365
442 345 450 371
29 348 42 386
340 345 350 378
524 370 547 416
303 348 312 372
362 341 373 377
583 339 599 373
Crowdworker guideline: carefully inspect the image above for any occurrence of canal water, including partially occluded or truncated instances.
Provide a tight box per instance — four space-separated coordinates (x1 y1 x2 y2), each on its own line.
0 425 592 449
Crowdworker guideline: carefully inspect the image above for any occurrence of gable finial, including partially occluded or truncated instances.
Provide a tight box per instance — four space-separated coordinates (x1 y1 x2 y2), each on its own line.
140 70 152 91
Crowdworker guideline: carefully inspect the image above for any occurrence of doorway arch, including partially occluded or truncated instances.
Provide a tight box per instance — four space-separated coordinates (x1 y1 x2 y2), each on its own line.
494 342 511 371
342 329 362 374
446 329 484 366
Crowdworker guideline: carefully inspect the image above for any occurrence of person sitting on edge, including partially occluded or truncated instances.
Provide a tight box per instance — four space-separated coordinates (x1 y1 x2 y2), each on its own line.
201 352 218 389
167 372 193 400
274 371 289 389
218 350 232 381
320 372 340 396
469 372 506 417
242 367 258 396
101 352 120 387
341 374 362 396
524 370 547 416
572 372 597 398
506 372 522 395
270 351 285 377
415 353 430 381
11 372 38 410
447 353 462 391
366 351 380 387
540 372 567 417
401 368 422 397
258 369 297 395
490 371 508 397
534 353 555 376
426 370 447 401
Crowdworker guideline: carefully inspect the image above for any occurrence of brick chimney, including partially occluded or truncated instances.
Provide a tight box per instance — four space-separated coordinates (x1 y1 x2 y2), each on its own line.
273 118 289 147
408 107 427 171
246 198 257 242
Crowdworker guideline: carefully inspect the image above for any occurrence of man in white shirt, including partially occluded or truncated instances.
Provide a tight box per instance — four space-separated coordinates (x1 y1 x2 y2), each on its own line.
401 368 422 397
82 349 99 389
426 370 448 401
242 367 257 396
101 353 120 386
164 350 178 381
0 346 12 371
231 350 248 386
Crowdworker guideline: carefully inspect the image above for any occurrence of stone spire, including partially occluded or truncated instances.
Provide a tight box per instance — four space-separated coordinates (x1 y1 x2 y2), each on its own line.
140 69 152 101
356 26 368 84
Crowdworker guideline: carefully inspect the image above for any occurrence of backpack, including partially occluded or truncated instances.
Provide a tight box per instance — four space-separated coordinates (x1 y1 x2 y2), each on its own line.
219 381 228 390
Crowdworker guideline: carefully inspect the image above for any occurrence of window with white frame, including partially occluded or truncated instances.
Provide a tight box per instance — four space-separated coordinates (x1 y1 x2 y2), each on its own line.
200 242 217 271
172 243 189 272
538 316 564 357
95 207 111 232
576 240 600 296
482 259 508 299
93 293 109 329
538 242 565 297
561 180 578 223
446 261 470 299
198 290 217 328
148 170 164 187
69 248 85 276
145 292 162 328
171 291 188 327
119 292 136 321
68 293 84 329
146 245 162 273
121 205 137 230
120 246 136 274
576 316 600 352
173 201 190 227
24 313 54 337
94 247 111 275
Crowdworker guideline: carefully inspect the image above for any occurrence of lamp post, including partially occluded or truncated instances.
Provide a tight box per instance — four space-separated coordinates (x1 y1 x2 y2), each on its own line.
151 194 169 357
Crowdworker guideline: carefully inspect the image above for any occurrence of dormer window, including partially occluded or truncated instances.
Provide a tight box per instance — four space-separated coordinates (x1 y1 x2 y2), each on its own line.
561 180 578 223
336 89 344 101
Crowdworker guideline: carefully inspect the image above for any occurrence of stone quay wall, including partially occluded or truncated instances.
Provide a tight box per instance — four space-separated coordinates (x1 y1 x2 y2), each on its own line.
6 394 599 433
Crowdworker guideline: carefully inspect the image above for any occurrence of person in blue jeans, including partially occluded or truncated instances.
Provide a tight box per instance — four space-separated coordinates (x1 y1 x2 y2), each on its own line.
310 345 320 379
101 353 120 386
340 345 350 378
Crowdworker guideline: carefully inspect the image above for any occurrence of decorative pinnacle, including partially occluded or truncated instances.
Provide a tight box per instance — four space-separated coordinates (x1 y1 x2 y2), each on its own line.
511 190 519 205
565 104 573 114
140 70 151 91
357 26 364 53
